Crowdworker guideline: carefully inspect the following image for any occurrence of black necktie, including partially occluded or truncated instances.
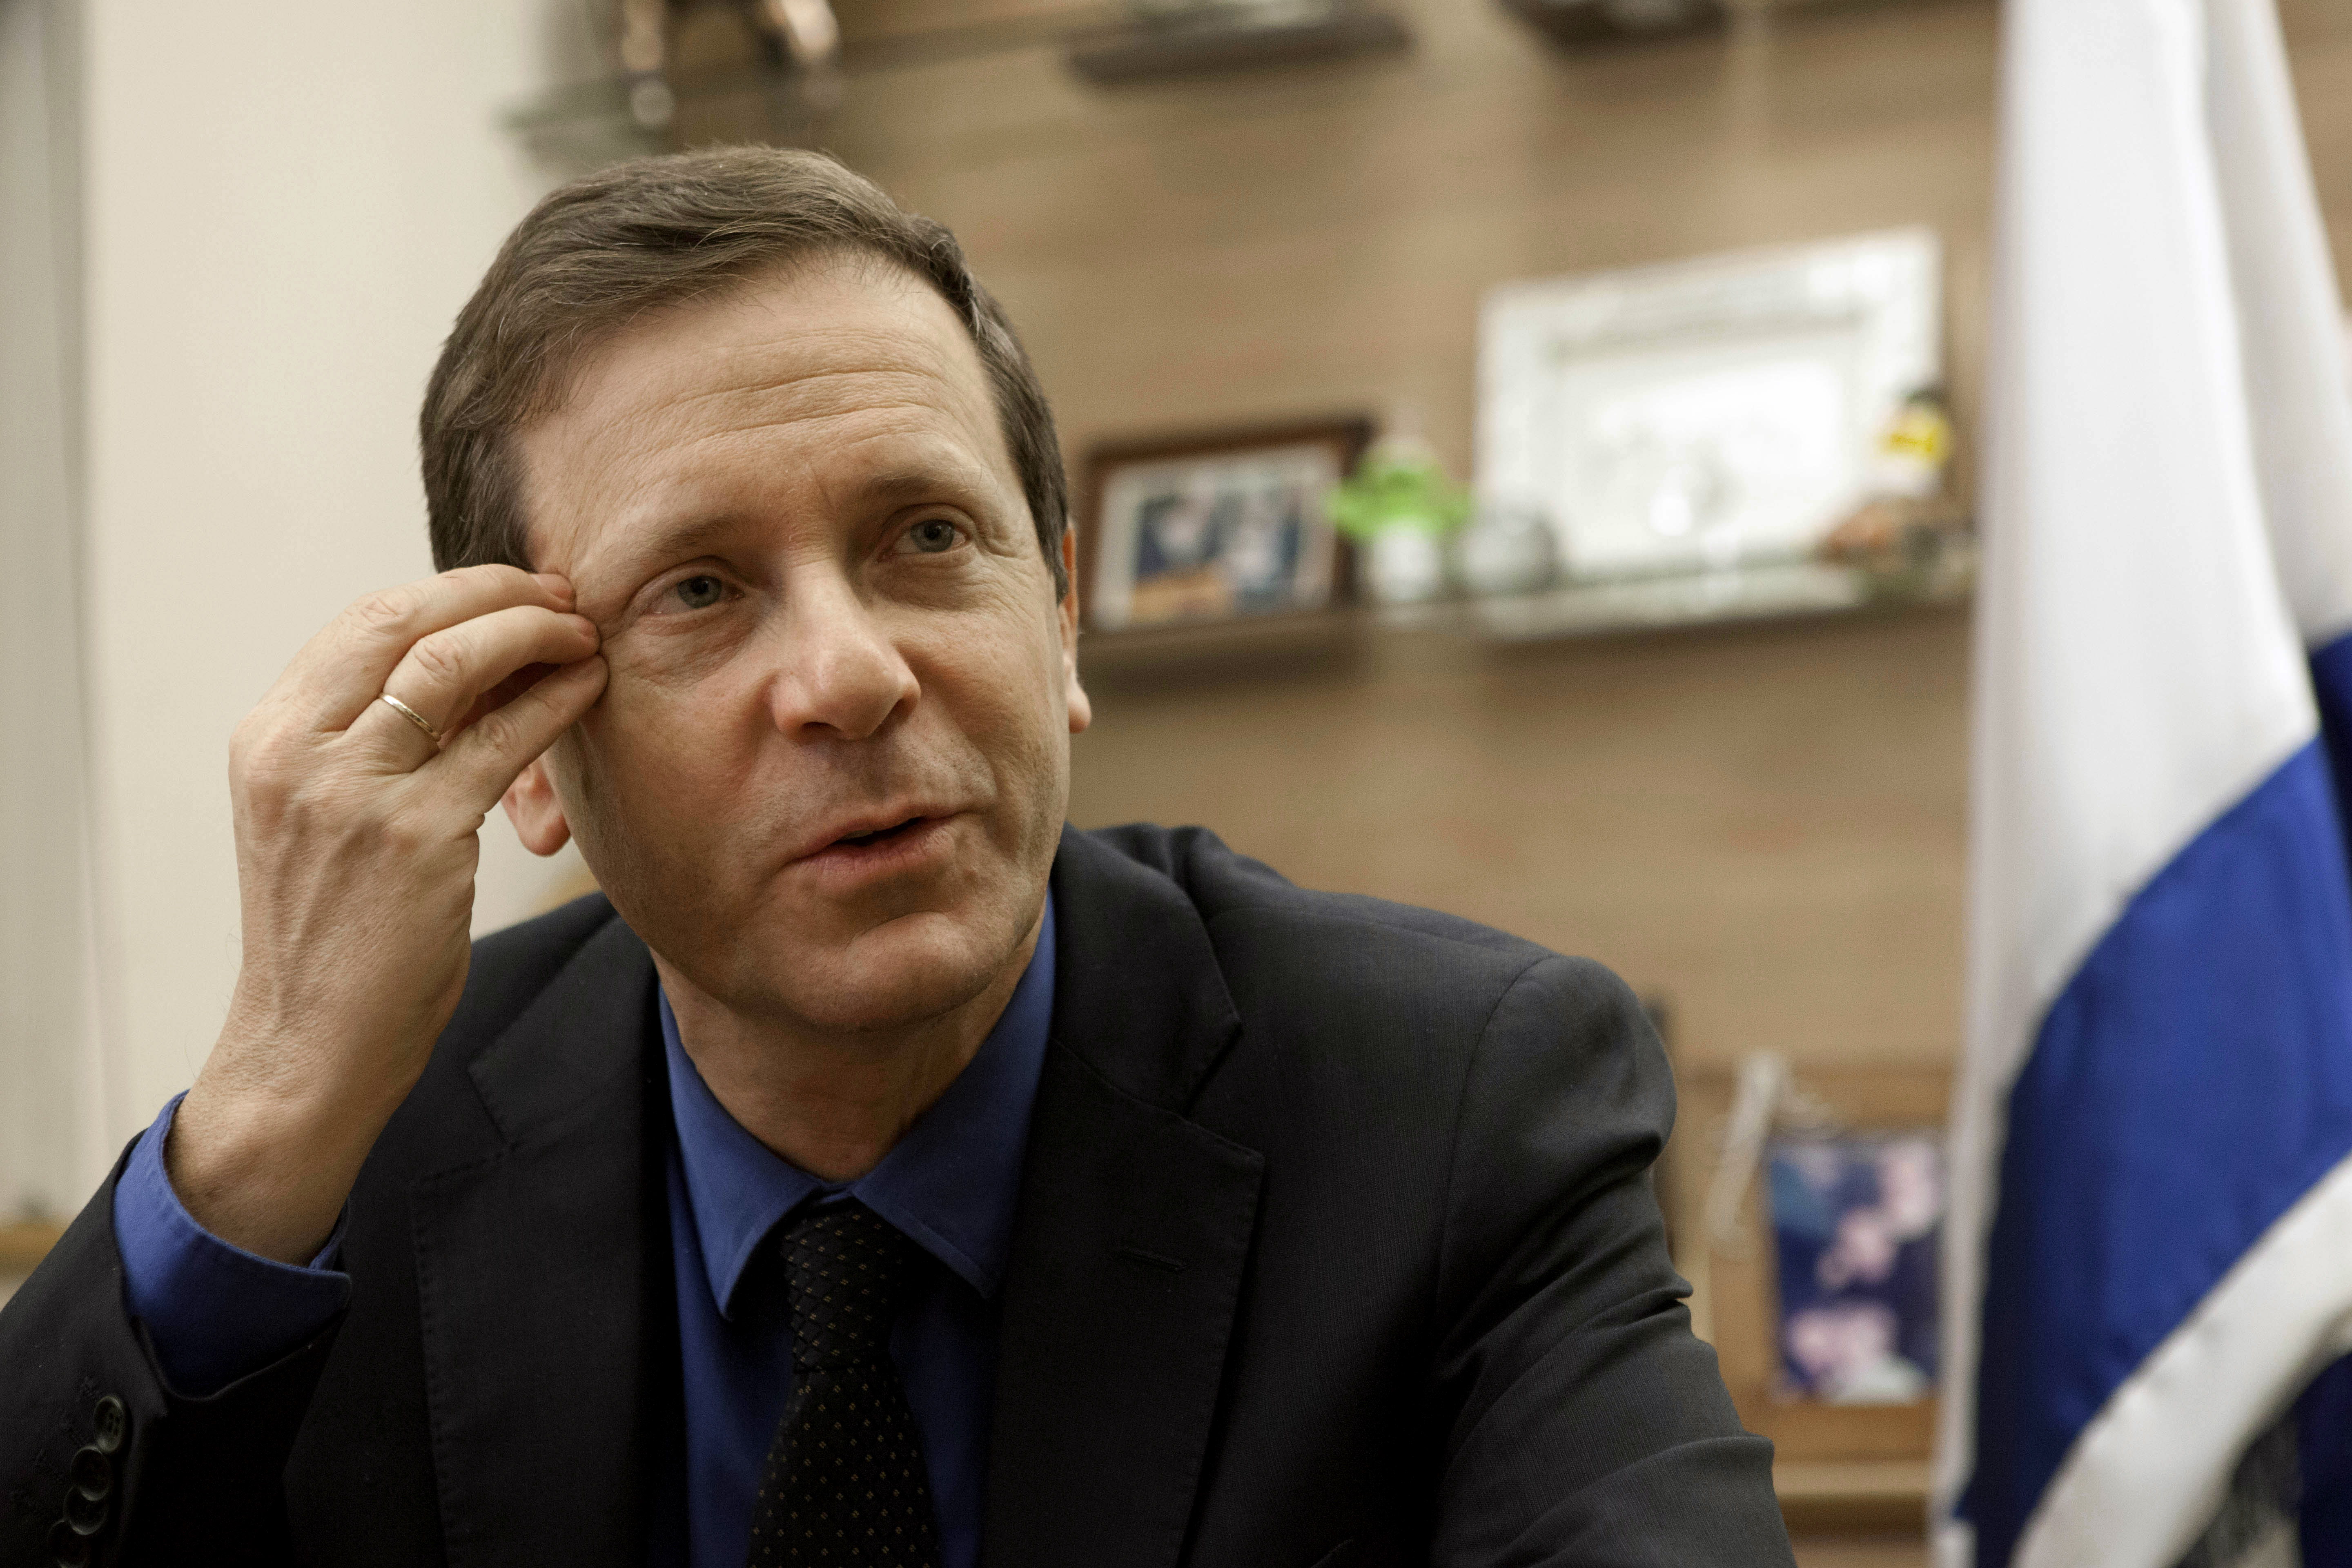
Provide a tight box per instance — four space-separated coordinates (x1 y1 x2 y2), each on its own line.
745 1201 942 1568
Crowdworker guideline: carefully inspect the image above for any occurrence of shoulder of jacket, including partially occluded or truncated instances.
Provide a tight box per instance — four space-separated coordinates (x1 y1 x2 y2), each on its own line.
1084 822 1597 1012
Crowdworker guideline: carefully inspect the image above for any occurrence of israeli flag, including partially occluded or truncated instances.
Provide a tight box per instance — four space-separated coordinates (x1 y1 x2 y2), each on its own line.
1935 2 2352 1566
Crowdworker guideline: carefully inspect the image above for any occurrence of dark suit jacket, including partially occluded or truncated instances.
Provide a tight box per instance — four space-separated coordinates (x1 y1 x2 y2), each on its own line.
3 825 1794 1567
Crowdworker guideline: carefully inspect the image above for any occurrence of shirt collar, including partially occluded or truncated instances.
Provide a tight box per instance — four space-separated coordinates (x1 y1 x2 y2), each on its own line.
662 894 1056 1321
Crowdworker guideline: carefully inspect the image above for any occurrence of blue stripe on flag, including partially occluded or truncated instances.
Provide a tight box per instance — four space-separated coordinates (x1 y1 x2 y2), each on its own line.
1961 741 2352 1568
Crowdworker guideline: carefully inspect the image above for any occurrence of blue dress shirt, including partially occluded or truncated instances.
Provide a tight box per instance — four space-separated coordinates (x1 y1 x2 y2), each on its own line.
660 899 1053 1568
113 1098 354 1393
114 895 1056 1568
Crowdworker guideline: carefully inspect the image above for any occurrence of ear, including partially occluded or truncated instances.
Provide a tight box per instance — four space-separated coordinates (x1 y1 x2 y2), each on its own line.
502 753 574 856
1059 525 1091 735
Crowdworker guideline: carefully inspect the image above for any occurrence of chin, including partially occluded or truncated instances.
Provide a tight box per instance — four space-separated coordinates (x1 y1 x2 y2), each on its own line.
728 904 1032 1036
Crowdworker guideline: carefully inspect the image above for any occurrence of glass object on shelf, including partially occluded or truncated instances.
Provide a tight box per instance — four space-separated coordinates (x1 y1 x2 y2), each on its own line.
1454 503 1559 599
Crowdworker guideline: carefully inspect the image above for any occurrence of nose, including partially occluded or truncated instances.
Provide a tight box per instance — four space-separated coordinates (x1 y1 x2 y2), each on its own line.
763 568 919 741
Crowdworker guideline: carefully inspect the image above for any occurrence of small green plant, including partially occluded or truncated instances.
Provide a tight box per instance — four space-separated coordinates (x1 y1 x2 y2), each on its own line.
1325 442 1471 541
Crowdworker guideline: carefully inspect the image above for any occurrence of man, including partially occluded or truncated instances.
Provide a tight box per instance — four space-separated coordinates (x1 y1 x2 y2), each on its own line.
2 148 1793 1568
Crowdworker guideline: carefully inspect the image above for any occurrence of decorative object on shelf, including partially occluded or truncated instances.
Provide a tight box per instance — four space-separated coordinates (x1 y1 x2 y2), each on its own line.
1081 418 1372 634
1067 0 1411 84
1816 385 1972 604
1479 228 1946 593
1865 385 1954 501
1327 436 1472 606
1452 502 1560 599
506 0 843 171
1660 1051 1951 1529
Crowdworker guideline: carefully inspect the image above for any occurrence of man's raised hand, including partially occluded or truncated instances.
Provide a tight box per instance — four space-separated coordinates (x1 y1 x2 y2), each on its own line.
168 565 607 1264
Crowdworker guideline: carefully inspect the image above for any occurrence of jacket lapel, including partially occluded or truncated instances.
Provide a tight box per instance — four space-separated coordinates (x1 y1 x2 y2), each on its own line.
982 829 1266 1568
410 911 676 1568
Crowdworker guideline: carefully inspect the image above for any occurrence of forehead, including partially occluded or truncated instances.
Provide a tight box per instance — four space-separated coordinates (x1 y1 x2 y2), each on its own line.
515 255 1011 568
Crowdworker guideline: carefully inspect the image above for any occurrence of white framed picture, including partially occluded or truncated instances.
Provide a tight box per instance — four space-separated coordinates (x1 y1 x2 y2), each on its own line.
1478 229 1943 581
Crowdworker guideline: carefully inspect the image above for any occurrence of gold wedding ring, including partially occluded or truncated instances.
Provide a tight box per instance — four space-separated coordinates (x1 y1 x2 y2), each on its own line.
379 693 444 744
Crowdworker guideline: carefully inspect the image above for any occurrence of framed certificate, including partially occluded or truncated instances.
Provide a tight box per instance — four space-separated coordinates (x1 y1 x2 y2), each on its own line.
1479 229 1943 584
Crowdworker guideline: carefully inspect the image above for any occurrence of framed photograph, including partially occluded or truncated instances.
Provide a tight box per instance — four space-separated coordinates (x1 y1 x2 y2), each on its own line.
1768 1130 1943 1406
1478 229 1943 583
1659 1059 1951 1529
1080 419 1372 634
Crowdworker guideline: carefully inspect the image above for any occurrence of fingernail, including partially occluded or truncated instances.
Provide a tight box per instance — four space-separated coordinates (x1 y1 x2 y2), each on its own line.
534 572 574 601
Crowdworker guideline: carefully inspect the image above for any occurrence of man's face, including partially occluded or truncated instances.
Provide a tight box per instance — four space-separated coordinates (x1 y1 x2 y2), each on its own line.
508 254 1087 1036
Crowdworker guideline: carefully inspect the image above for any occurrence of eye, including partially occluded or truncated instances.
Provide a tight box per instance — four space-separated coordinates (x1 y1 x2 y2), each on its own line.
898 519 966 556
666 573 727 611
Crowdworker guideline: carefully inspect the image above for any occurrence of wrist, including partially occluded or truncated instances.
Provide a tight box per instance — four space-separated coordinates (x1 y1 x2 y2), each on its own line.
167 1074 383 1265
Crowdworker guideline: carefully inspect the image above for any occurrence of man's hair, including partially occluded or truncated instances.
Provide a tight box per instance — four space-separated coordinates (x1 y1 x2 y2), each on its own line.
419 146 1069 597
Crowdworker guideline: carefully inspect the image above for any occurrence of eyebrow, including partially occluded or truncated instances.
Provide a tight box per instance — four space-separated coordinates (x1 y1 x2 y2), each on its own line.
853 465 988 507
602 510 749 577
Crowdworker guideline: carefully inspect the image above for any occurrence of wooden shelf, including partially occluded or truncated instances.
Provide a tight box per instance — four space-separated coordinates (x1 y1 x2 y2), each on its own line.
1077 548 1972 684
1379 543 1975 646
1077 608 1365 682
1777 1460 1931 1535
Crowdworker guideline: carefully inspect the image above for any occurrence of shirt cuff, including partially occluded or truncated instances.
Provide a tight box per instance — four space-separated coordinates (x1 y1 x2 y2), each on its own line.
112 1092 353 1398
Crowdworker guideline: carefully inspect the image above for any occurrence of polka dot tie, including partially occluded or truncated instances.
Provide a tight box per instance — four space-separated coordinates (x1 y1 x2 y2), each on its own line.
745 1201 942 1568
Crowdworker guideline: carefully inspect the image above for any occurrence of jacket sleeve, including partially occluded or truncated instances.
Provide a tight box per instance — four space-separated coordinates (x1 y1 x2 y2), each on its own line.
1428 955 1796 1567
113 1097 351 1398
0 1141 345 1568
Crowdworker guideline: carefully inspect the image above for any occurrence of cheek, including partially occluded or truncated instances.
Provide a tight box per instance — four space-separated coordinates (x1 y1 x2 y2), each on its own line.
911 609 1070 813
596 614 779 751
561 661 751 842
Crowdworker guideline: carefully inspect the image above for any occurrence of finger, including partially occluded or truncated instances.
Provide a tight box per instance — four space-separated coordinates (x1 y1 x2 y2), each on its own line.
272 566 578 731
448 662 559 741
430 655 610 815
346 606 599 768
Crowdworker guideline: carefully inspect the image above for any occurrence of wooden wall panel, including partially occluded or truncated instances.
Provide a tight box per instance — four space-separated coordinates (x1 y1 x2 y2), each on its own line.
1067 610 1969 1072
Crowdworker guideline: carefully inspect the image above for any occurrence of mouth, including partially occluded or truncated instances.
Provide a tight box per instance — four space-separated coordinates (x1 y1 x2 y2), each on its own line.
829 815 932 850
793 808 960 887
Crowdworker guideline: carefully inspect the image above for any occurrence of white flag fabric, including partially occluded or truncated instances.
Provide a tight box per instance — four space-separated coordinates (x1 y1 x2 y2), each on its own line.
1936 2 2352 1566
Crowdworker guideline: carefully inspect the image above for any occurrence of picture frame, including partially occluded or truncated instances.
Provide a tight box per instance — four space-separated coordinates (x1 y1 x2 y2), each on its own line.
1659 1060 1952 1530
1478 229 1943 585
1078 418 1373 635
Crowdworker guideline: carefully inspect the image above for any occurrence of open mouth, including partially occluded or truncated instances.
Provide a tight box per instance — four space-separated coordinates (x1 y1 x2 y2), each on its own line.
832 815 931 850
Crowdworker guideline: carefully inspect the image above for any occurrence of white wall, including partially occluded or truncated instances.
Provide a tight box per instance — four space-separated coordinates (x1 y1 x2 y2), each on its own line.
1 0 105 1223
74 0 599 1180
